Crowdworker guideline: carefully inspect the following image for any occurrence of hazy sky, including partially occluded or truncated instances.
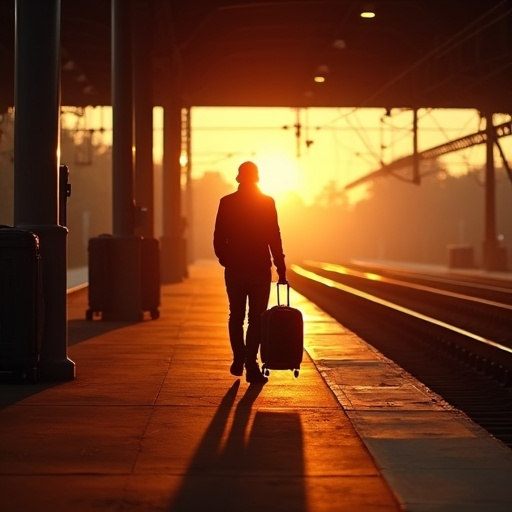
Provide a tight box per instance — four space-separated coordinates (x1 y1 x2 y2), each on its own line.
69 106 505 206
188 106 494 205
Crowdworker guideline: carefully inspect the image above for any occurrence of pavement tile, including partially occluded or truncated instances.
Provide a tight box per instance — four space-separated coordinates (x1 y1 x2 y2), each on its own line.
12 261 512 511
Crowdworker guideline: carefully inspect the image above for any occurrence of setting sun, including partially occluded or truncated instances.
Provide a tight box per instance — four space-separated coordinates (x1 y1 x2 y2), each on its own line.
255 151 302 201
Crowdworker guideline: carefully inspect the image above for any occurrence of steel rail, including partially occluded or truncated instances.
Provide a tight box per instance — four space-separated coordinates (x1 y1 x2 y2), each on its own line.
291 263 512 357
303 260 512 309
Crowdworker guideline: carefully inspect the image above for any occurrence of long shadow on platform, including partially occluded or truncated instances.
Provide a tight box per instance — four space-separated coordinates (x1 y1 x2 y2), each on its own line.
168 381 306 512
0 381 59 409
67 287 139 345
0 318 134 408
68 318 136 346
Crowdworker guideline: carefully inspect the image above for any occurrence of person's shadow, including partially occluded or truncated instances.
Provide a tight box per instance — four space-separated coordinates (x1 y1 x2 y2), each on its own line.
168 382 306 512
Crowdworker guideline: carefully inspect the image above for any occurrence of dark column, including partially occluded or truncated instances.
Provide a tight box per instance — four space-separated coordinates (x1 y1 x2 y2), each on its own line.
14 0 75 380
160 92 184 283
133 0 154 238
484 113 496 249
412 108 420 185
107 0 143 321
482 112 507 270
185 107 194 264
112 0 134 237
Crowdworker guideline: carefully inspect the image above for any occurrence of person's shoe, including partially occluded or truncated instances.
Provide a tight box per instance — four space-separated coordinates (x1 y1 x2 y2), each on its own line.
246 366 268 384
230 360 244 377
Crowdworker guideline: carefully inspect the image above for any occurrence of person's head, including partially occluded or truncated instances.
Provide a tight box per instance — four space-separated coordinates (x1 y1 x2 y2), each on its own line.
236 161 259 183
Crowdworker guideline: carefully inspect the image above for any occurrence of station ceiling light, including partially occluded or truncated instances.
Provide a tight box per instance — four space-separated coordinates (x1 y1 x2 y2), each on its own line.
314 64 329 83
360 3 376 19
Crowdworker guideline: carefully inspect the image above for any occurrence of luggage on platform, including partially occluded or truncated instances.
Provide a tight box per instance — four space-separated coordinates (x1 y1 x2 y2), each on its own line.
86 235 160 320
0 227 43 382
86 234 113 320
141 237 160 320
260 282 303 378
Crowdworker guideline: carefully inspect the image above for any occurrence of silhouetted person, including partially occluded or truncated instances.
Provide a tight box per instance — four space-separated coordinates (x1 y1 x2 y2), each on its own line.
214 161 287 384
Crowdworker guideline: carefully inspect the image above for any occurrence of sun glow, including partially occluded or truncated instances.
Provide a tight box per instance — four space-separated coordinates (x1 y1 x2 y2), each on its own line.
255 151 302 201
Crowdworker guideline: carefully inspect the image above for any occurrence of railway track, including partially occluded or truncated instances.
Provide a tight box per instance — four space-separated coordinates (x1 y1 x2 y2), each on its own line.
288 261 512 449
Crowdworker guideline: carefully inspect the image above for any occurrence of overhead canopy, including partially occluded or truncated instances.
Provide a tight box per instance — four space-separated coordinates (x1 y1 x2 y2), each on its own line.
0 0 511 112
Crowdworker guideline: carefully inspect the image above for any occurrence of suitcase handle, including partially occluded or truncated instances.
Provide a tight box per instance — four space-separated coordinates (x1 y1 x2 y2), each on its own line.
277 282 290 306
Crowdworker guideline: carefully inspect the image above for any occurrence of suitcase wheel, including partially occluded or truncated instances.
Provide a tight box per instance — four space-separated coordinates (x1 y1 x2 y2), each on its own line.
150 309 160 320
293 369 299 378
19 367 38 384
85 309 93 321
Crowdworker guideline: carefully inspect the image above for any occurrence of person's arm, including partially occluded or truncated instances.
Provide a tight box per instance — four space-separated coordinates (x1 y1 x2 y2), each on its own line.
213 199 228 266
268 199 287 282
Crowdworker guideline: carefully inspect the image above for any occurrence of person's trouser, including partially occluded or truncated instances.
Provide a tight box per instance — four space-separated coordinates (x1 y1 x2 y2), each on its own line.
224 267 271 367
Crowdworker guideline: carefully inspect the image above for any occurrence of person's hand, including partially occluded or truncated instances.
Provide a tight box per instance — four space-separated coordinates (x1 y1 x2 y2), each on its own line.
277 269 287 284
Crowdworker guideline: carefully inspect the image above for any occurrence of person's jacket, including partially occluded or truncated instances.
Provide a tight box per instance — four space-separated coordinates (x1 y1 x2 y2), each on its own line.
213 183 286 274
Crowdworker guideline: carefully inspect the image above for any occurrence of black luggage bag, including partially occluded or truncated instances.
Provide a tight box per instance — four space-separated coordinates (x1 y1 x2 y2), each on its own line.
86 234 113 320
260 282 303 378
0 227 43 382
86 235 160 320
141 237 160 320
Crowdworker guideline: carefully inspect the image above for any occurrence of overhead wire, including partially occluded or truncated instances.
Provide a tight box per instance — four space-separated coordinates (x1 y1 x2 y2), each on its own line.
317 0 512 131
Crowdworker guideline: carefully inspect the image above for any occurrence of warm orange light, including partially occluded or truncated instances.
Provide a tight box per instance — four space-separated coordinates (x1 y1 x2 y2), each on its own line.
314 76 326 83
255 152 301 201
364 272 381 281
360 10 375 19
360 3 376 18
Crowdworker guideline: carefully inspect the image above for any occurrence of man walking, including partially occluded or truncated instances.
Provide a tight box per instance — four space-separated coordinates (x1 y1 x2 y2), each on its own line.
213 161 287 384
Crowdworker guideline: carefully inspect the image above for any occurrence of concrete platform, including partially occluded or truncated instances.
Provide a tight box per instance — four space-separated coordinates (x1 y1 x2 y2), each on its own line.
1 261 512 511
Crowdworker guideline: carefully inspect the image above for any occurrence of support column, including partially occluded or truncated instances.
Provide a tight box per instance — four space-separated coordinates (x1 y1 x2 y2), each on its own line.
112 0 134 237
133 0 154 238
14 0 75 380
185 107 194 264
107 0 143 321
412 108 420 185
160 92 184 283
482 112 507 270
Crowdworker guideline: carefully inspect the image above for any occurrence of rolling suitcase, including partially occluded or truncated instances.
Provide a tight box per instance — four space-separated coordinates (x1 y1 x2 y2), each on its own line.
141 237 160 320
86 234 113 320
260 282 303 378
86 235 160 321
0 227 43 382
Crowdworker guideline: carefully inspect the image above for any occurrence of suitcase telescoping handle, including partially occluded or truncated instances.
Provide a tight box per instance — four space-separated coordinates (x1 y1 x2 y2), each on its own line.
277 281 290 307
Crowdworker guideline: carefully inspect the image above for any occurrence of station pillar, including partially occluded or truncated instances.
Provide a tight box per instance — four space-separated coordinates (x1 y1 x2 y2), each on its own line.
160 91 185 283
482 112 508 271
105 0 144 321
13 0 75 380
133 0 154 239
